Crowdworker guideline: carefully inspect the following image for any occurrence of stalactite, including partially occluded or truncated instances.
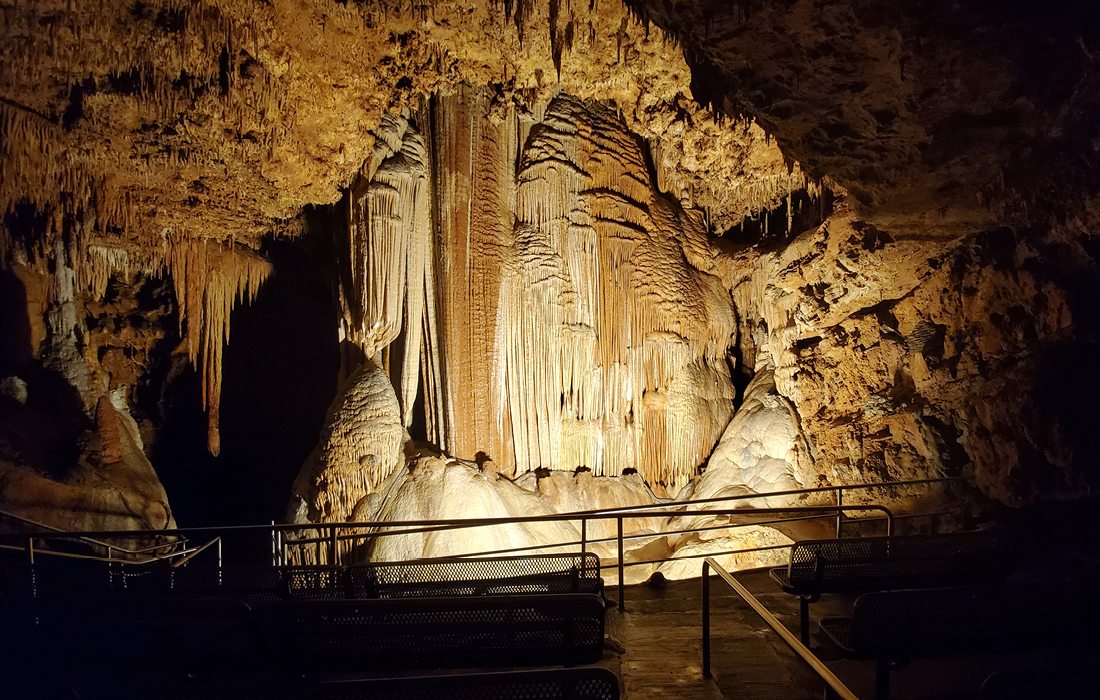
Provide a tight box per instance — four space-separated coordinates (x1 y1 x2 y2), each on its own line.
500 94 736 495
169 235 272 455
341 112 437 434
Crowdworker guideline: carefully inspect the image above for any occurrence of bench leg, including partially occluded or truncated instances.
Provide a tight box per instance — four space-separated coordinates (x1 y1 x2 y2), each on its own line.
798 596 813 645
875 659 891 700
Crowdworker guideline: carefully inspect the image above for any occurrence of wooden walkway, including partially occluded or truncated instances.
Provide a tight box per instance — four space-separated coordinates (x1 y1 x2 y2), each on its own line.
603 569 852 699
601 565 1100 699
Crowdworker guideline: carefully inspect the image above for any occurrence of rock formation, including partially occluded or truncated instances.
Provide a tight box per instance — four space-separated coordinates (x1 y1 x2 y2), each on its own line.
2 1 1099 550
0 389 175 537
288 361 407 526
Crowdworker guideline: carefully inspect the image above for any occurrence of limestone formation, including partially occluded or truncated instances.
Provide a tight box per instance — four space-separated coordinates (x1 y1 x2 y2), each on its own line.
0 389 175 538
366 454 579 564
288 362 407 526
500 94 737 495
686 369 812 505
2 0 1100 546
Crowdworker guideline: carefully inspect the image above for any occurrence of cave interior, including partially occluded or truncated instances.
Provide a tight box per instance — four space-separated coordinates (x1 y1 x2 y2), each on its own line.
3 0 1100 696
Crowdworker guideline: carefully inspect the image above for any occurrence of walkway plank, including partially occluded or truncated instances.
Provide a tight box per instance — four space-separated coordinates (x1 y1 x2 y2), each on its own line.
607 569 851 699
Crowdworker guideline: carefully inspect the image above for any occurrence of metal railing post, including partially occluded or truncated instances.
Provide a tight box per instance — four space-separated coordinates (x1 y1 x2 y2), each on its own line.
702 559 712 678
580 517 587 556
26 537 37 600
330 525 339 566
271 520 277 567
617 516 625 612
835 488 843 538
216 537 223 586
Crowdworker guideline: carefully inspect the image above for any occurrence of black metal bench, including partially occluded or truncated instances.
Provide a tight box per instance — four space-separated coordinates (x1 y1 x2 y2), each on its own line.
9 553 602 605
2 591 607 679
980 663 1094 699
769 530 1013 643
77 667 621 700
258 593 607 670
819 584 1099 700
346 553 603 599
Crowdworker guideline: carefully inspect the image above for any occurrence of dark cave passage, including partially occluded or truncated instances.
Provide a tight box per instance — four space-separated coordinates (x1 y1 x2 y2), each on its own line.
152 229 339 527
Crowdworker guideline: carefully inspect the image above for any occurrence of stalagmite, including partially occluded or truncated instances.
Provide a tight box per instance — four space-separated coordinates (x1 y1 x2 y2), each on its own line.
287 361 407 562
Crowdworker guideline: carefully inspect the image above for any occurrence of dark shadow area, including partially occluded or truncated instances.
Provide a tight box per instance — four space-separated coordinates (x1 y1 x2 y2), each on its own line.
718 187 836 248
0 267 31 376
152 225 339 528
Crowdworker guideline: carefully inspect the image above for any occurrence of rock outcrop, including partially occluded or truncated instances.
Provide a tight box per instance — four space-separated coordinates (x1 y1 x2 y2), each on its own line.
288 361 407 525
0 390 175 538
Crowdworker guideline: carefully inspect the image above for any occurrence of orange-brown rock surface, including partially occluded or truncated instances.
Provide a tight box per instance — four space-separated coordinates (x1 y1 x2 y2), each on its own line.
2 0 1099 535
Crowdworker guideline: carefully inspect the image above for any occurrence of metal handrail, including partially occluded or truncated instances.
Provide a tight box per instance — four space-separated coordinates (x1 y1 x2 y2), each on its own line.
0 507 182 557
170 536 223 569
1 474 966 610
0 504 896 542
0 474 963 541
288 505 893 547
384 513 834 562
702 557 858 700
567 475 967 517
0 536 220 567
284 504 894 611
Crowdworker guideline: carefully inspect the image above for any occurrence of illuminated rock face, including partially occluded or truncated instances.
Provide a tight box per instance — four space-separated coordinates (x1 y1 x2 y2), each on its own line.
500 95 737 495
0 390 175 536
330 90 745 502
2 0 1100 537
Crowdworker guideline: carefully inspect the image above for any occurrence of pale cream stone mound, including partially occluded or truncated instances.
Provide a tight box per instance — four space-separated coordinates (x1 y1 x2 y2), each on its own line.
288 361 407 525
687 368 812 506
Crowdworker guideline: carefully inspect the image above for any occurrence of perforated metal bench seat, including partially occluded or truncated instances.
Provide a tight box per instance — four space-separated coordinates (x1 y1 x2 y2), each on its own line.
77 667 622 700
770 529 1012 594
347 553 603 599
770 529 1014 643
259 592 607 669
3 593 607 683
819 584 1100 700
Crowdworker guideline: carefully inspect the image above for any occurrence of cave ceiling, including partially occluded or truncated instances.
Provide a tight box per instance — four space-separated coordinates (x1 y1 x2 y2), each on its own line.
628 0 1100 234
3 0 1100 522
5 0 1095 251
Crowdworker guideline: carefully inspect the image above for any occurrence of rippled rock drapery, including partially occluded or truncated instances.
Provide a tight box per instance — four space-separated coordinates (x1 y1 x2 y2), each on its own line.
500 95 737 496
327 89 751 501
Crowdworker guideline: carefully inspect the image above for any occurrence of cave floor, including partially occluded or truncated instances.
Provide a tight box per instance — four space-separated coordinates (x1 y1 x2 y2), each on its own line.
606 564 1099 699
605 568 850 699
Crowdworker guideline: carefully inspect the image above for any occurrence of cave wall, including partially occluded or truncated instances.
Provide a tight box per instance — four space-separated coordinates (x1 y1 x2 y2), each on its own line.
321 86 807 502
3 0 1100 533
